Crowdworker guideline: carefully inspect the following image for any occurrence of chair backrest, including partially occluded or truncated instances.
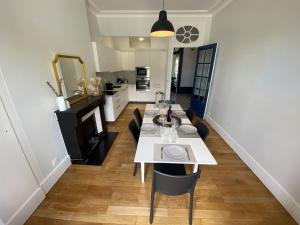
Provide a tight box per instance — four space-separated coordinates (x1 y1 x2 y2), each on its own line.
133 108 143 129
128 119 140 144
186 108 194 122
152 169 201 196
159 100 175 104
195 121 209 141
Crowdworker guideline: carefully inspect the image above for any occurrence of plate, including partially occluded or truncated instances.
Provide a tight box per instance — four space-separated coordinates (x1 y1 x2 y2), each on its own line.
174 111 186 116
145 111 158 117
179 125 197 134
164 145 186 160
141 124 157 133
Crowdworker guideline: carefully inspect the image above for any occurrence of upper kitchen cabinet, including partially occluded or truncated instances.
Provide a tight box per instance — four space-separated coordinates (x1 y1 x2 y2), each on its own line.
150 51 167 87
92 42 122 72
135 51 150 67
121 52 135 71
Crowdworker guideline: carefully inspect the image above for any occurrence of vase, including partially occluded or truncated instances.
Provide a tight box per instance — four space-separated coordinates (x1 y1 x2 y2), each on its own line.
56 96 67 111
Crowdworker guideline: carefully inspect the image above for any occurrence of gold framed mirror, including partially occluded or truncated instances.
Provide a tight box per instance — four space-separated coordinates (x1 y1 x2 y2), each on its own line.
52 54 89 105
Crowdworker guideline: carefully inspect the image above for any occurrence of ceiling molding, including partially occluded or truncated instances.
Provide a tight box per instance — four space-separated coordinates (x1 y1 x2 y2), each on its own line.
87 0 233 18
97 10 212 18
87 0 102 14
210 0 233 15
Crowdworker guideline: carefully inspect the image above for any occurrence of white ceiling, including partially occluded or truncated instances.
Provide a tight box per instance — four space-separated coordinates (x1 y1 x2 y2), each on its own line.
87 0 232 14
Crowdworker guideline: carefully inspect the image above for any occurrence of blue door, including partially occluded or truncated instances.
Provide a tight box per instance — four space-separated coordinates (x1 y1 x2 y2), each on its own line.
191 43 217 118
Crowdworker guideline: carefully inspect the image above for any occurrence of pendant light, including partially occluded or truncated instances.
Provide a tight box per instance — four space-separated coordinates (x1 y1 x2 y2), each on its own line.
150 0 175 37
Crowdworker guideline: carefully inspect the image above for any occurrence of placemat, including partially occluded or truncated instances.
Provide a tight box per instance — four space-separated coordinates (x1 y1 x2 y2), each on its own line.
153 144 196 163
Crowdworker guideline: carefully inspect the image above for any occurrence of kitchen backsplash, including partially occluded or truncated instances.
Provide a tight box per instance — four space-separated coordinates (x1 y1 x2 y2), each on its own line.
96 70 136 89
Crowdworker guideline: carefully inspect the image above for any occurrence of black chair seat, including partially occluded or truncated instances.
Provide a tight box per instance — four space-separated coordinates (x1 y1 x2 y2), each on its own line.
154 163 186 176
128 119 141 176
134 108 143 129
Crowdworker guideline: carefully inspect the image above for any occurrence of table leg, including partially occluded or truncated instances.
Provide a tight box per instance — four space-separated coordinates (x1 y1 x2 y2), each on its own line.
141 162 145 183
193 164 198 173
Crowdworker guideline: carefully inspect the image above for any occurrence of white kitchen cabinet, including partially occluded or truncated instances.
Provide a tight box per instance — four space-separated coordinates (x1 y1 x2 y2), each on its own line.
128 84 137 101
136 90 153 102
128 85 154 102
135 51 150 67
121 52 135 71
104 85 129 121
92 42 122 72
150 51 167 87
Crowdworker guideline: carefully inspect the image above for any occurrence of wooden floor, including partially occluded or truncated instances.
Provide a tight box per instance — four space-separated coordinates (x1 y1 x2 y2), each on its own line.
26 104 297 225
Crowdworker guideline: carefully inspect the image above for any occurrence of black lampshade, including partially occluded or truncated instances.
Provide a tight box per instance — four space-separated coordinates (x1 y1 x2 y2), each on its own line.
151 10 175 37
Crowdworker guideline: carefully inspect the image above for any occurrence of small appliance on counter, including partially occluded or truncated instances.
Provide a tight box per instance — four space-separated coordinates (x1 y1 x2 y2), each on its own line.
116 78 128 84
105 82 114 95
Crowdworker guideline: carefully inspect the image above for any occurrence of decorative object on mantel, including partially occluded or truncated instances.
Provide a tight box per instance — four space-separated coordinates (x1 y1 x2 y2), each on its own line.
88 77 102 96
176 26 199 43
46 81 67 111
150 0 175 37
56 96 67 111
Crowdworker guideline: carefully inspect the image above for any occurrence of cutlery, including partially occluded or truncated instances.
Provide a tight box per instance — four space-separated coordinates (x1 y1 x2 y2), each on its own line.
185 147 190 160
161 147 163 159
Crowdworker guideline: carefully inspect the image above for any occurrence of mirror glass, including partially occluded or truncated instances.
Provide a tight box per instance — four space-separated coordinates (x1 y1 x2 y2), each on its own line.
52 55 89 104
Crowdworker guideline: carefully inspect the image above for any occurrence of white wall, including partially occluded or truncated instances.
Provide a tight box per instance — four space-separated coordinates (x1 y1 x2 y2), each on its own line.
0 0 94 185
180 48 197 87
207 0 300 223
86 4 101 41
0 97 45 225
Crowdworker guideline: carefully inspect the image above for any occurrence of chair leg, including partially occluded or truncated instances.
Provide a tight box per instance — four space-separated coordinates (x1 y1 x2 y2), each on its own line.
150 190 155 224
189 192 194 225
133 163 138 176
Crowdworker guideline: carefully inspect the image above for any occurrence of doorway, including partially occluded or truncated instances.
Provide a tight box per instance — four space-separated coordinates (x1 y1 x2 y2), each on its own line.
170 48 198 110
191 43 218 118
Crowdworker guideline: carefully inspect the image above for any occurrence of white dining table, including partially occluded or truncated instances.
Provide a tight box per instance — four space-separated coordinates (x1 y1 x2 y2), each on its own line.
134 104 217 183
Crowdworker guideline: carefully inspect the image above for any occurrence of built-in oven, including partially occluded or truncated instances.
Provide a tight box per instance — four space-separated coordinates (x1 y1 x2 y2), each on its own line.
136 77 150 90
136 67 150 78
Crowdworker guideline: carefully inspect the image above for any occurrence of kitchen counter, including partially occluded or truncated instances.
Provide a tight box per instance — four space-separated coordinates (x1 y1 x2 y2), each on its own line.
103 84 129 122
102 84 128 96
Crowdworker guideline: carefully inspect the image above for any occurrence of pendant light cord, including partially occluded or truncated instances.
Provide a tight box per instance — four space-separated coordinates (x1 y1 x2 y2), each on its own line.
163 0 165 10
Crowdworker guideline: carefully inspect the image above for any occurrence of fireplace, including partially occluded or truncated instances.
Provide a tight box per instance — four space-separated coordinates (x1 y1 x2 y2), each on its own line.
78 114 98 162
55 96 117 164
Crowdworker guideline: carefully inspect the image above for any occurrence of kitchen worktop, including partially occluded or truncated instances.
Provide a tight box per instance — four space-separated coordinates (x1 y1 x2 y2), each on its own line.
102 84 128 96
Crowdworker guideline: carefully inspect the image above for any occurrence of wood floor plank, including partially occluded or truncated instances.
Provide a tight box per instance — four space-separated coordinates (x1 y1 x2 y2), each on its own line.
25 103 297 225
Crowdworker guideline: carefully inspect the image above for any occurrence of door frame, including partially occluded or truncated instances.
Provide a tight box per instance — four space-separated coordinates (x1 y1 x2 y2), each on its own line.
191 43 218 119
0 67 44 183
203 43 218 119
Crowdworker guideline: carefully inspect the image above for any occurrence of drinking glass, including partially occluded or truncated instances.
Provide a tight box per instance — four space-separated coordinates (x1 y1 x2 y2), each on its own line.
171 119 178 143
160 119 168 143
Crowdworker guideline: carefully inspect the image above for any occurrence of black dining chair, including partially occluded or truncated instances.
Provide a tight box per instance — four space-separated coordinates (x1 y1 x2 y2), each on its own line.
150 164 201 225
159 100 176 104
133 108 143 129
186 108 194 123
194 121 209 141
128 119 140 176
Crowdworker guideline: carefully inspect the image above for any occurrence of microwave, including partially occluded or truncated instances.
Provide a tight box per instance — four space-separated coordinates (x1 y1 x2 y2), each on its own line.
136 67 150 78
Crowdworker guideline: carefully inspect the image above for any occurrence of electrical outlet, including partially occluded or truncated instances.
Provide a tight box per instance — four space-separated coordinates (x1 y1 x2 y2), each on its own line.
52 157 57 167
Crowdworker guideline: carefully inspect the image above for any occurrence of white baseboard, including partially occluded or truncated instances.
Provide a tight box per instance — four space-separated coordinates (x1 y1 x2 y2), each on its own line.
40 155 71 193
206 116 300 224
6 188 45 225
